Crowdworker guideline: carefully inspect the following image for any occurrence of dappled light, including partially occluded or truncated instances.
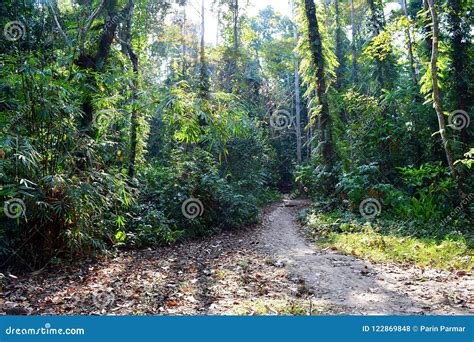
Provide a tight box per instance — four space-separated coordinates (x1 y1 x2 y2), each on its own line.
0 0 472 317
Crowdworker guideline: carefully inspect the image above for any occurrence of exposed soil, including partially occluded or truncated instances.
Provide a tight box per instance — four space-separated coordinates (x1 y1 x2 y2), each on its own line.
259 199 473 315
1 199 472 315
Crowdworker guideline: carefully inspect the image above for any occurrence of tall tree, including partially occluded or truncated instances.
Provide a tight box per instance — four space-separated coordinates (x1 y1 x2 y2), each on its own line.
367 0 395 93
447 0 472 147
334 0 345 90
232 0 240 50
294 28 303 164
303 0 335 183
199 0 210 99
402 0 418 86
181 6 188 77
447 0 470 111
426 0 458 181
422 0 433 58
76 0 122 130
350 0 359 83
121 0 140 178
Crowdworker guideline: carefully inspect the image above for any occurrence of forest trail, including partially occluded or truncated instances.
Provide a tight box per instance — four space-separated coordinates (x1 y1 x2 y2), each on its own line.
259 198 472 315
2 199 472 316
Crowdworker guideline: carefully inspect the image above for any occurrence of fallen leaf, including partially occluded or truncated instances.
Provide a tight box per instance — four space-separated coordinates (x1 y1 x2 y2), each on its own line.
166 300 178 307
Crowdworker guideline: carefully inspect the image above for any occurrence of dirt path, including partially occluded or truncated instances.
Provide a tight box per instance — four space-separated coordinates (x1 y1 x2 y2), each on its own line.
1 199 472 315
259 199 473 315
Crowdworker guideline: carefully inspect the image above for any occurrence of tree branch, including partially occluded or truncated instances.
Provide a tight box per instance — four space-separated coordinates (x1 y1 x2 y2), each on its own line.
79 0 106 54
48 0 71 46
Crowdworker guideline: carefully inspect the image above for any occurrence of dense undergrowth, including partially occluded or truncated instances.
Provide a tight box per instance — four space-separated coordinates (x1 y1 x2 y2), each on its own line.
0 43 282 270
1 0 473 273
296 160 472 271
301 209 472 271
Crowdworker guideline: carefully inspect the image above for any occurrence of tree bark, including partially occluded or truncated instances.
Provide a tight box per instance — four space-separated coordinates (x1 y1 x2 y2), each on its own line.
75 0 121 130
367 0 383 35
368 0 383 92
422 0 433 57
350 0 358 83
232 0 239 51
307 95 313 159
216 7 221 46
199 0 210 99
334 0 344 90
93 0 120 71
181 7 187 77
294 29 302 165
121 0 139 178
303 0 334 174
448 0 470 110
427 0 458 181
402 0 418 86
448 0 471 147
334 0 347 123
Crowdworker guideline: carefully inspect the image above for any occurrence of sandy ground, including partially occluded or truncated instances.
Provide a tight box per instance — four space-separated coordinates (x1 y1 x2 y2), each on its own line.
259 199 473 315
1 199 472 315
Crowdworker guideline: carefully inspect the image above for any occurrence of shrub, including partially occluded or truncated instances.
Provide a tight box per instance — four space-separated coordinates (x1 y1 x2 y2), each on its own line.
127 147 261 245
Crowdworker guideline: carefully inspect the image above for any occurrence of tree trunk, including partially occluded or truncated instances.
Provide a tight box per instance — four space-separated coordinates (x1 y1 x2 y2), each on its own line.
334 0 344 90
75 0 123 130
294 29 302 165
448 0 469 110
232 0 239 51
350 0 358 83
427 0 458 181
307 95 313 160
199 0 210 99
402 0 418 86
74 0 121 170
94 0 119 71
448 0 471 147
216 7 221 46
422 0 433 57
303 0 334 175
181 8 187 77
368 0 384 93
334 0 347 123
121 0 139 178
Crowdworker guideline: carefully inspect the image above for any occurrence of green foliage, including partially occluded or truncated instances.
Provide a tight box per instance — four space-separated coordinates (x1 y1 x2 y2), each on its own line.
455 148 474 169
324 227 471 271
304 212 472 271
127 207 181 247
295 160 340 199
130 147 261 243
389 163 455 222
1 0 472 272
160 81 247 156
0 53 137 265
0 0 285 268
335 163 386 205
363 31 393 61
